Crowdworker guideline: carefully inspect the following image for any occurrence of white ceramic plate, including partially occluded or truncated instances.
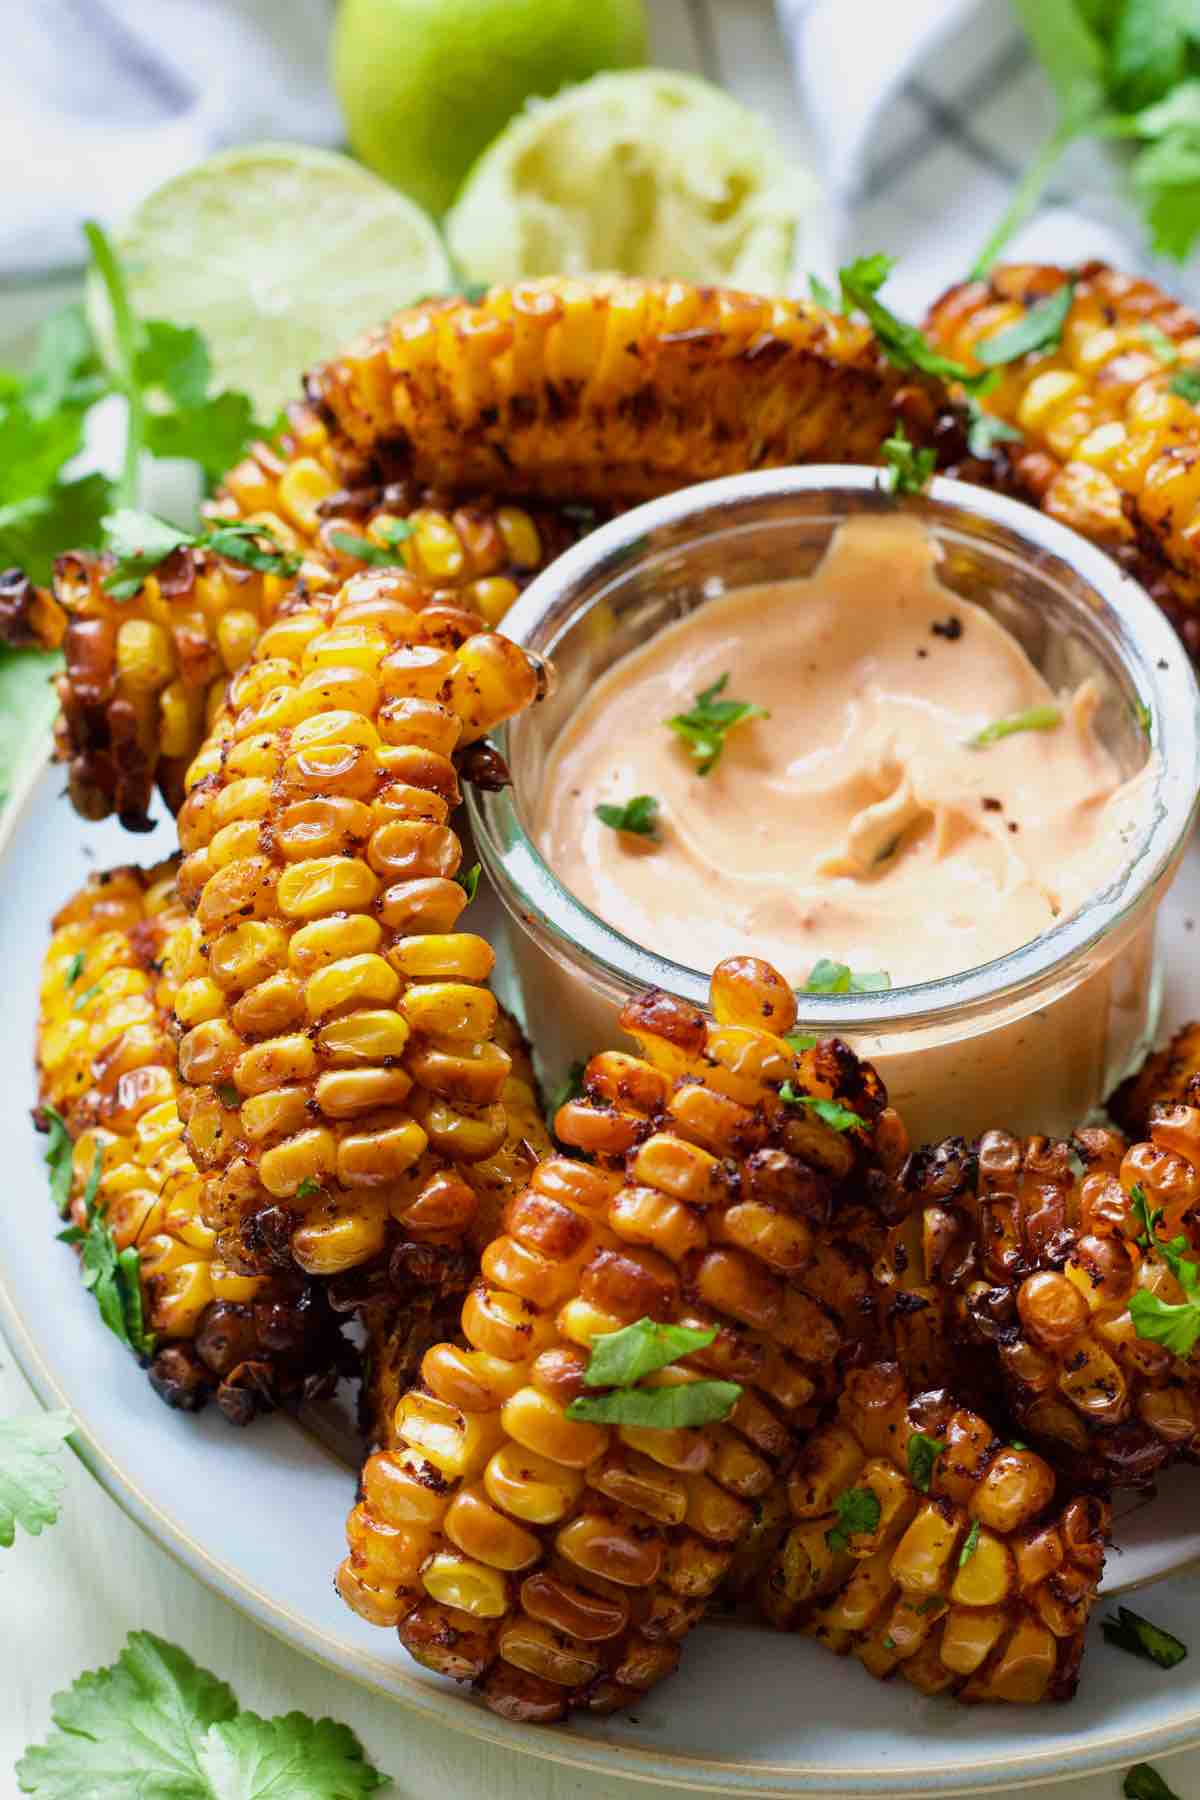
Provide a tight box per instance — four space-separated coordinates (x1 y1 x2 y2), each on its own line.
4 758 1200 1797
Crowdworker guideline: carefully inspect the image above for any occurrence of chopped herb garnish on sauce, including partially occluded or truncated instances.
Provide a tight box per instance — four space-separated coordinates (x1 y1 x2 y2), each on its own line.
667 674 768 776
595 794 660 838
802 958 892 995
779 1086 866 1133
1103 1606 1187 1670
826 1486 881 1553
967 705 1062 749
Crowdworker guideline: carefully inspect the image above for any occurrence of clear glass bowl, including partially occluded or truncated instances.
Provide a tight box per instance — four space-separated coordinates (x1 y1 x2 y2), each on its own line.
468 468 1200 1143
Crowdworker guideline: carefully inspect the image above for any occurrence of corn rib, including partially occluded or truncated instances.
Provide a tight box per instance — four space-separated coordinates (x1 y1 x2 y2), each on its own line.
336 954 911 1721
37 863 347 1421
762 1360 1108 1702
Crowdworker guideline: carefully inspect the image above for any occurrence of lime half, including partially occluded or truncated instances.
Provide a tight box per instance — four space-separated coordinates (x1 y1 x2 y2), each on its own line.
91 143 452 416
446 70 813 292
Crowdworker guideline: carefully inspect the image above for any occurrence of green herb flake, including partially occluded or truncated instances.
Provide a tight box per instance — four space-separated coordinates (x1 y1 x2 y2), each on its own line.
295 1176 325 1201
965 397 1023 459
102 508 299 598
329 518 413 567
457 862 481 902
882 422 936 496
837 256 993 393
801 958 892 995
1170 367 1200 405
72 1146 155 1360
906 1431 944 1494
809 273 837 310
582 1317 718 1390
958 1520 981 1566
1140 322 1180 365
1103 1605 1187 1670
64 951 85 988
783 1031 818 1053
976 284 1075 367
1132 696 1153 736
216 1083 240 1109
826 1485 882 1553
967 704 1062 749
1124 1764 1182 1800
0 1410 74 1548
881 1635 897 1651
41 1104 74 1218
595 794 660 838
1129 1189 1200 1357
779 1086 866 1133
70 981 101 1014
566 1380 742 1429
666 674 769 776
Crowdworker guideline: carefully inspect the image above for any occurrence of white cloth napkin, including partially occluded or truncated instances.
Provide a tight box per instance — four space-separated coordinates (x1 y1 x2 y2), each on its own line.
775 0 1186 314
0 0 339 279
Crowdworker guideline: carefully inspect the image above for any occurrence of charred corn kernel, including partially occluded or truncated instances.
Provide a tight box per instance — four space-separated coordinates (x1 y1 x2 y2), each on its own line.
765 1362 1109 1705
37 862 342 1420
343 959 912 1721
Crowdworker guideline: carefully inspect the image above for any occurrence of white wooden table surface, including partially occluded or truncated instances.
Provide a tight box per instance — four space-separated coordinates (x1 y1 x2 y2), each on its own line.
4 3 1200 1796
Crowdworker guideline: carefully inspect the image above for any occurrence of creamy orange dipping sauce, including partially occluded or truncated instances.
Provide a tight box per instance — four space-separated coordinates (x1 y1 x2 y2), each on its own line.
535 514 1152 989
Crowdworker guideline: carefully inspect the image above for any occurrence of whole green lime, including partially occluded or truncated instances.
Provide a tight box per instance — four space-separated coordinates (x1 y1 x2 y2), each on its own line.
332 0 649 218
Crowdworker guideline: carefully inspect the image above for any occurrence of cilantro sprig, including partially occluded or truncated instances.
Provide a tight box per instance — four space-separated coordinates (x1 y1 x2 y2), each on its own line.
595 794 660 838
975 285 1075 367
906 1431 943 1494
1128 1183 1200 1357
780 1087 866 1134
41 1104 74 1218
15 1631 386 1797
329 518 414 566
826 1486 882 1553
102 509 300 601
0 1411 74 1549
667 674 768 776
57 1148 155 1359
566 1316 742 1429
801 958 891 994
837 256 993 394
881 422 936 496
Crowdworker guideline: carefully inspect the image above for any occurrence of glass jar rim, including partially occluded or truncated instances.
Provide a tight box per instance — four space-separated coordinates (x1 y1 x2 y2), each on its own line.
469 467 1200 1030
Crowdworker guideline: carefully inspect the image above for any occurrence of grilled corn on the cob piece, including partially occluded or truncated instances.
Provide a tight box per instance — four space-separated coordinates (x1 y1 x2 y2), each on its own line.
762 1360 1108 1702
172 565 543 1287
880 1125 1200 1486
336 955 910 1722
1109 1020 1200 1141
925 262 1200 644
38 863 346 1421
307 277 965 504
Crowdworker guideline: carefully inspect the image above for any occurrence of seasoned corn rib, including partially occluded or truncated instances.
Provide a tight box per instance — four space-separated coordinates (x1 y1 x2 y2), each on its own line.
762 1361 1108 1702
305 277 969 504
1109 1020 1200 1141
925 262 1200 645
37 864 346 1421
15 479 567 831
336 955 910 1722
172 566 543 1292
880 1125 1200 1487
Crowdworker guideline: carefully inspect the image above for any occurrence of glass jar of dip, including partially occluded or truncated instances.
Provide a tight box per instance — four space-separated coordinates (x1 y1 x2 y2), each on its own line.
468 469 1200 1145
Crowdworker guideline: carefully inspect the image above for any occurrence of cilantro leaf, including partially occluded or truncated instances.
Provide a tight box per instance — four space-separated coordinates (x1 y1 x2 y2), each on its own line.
838 256 993 393
24 304 105 419
135 320 212 412
802 958 891 994
808 273 837 309
1133 130 1200 258
967 705 1062 748
566 1380 742 1428
1125 1765 1182 1800
73 1146 155 1359
1103 1605 1188 1670
959 1520 981 1565
0 473 112 587
457 863 481 902
1170 366 1200 403
779 1086 866 1133
1128 1190 1200 1357
144 391 258 487
906 1431 943 1493
965 398 1022 459
41 1105 74 1218
826 1486 882 1553
198 1712 386 1799
217 1084 240 1109
329 520 414 566
1140 322 1180 365
975 285 1075 367
102 509 299 599
16 1631 387 1799
784 1031 818 1052
595 794 660 838
64 951 85 987
667 673 768 775
0 1411 73 1548
295 1177 325 1202
582 1317 717 1389
1110 0 1188 110
882 422 936 496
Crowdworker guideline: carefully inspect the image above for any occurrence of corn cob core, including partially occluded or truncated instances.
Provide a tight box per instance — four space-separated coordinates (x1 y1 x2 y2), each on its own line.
336 954 911 1723
172 567 542 1284
925 262 1200 642
305 276 967 504
37 864 345 1421
762 1361 1108 1702
30 472 563 830
881 1126 1200 1486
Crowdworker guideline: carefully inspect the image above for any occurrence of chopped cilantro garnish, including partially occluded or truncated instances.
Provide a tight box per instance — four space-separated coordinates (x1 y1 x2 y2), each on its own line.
102 509 300 599
783 1031 818 1053
1140 322 1180 365
61 1146 155 1359
667 674 768 776
457 862 481 902
216 1082 240 1109
595 794 660 838
959 1520 981 1566
975 285 1075 367
965 397 1023 459
64 951 85 988
881 422 936 496
41 1104 73 1218
1132 696 1153 736
906 1431 943 1494
779 1087 866 1133
1129 1193 1200 1357
1170 368 1200 405
329 518 413 566
70 981 101 1013
837 256 993 393
581 1317 717 1389
1103 1606 1187 1670
295 1176 325 1201
826 1486 882 1553
808 272 837 310
567 1381 741 1429
802 958 891 995
967 704 1062 749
